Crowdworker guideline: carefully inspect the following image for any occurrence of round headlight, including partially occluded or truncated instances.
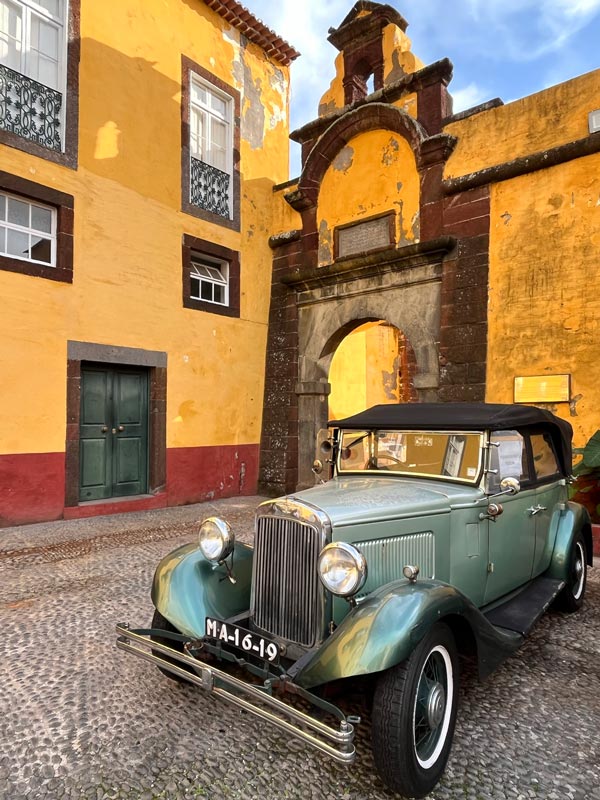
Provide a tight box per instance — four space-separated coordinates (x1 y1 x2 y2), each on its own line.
318 542 367 597
198 517 234 563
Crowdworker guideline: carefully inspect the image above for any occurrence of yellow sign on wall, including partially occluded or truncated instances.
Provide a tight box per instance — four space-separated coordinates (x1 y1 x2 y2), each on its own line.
514 375 571 403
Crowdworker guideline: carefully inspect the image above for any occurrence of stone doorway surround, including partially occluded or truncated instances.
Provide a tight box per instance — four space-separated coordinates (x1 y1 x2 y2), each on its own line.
65 340 167 509
289 239 454 489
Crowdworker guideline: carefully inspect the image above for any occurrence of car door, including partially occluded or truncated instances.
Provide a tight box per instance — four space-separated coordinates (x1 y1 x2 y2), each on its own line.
483 430 537 604
529 431 564 577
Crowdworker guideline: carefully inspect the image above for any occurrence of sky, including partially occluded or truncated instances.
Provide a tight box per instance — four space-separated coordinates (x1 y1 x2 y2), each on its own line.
246 0 600 177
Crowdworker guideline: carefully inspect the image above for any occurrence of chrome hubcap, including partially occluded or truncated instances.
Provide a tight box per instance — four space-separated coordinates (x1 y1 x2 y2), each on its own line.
573 542 585 599
426 682 446 729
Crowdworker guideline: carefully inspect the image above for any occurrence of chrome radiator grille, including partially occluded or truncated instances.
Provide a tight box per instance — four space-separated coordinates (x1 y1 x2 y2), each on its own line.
251 515 325 647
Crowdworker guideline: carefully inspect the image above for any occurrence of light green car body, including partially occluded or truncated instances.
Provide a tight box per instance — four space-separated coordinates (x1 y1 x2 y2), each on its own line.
152 474 592 688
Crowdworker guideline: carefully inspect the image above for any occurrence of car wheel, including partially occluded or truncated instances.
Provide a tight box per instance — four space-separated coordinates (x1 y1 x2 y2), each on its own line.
555 533 587 613
150 609 193 683
371 623 459 799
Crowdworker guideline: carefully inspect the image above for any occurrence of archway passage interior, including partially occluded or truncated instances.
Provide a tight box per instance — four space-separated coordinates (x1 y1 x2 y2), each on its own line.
328 321 418 421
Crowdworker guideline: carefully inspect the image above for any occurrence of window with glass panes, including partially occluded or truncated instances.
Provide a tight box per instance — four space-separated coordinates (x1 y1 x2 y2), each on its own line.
0 190 55 265
190 255 229 306
190 77 231 173
0 0 65 90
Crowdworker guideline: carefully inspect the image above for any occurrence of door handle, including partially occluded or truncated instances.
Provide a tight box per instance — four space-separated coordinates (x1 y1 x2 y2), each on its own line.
101 426 108 433
111 426 125 434
527 505 547 516
117 425 124 432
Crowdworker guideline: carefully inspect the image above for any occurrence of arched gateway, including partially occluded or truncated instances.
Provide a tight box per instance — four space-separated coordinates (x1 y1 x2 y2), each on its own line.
259 3 490 495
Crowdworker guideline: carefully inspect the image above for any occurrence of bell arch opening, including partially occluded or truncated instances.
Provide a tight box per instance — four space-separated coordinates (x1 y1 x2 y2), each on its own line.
328 320 418 421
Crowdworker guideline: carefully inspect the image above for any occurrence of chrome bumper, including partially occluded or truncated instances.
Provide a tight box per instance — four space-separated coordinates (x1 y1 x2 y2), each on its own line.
115 623 356 764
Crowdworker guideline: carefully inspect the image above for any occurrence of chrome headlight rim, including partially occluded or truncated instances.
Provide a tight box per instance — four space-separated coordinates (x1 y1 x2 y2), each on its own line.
198 516 234 563
317 541 367 598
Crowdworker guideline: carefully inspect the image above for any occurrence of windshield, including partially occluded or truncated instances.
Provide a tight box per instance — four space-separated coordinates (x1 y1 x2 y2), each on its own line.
338 429 485 483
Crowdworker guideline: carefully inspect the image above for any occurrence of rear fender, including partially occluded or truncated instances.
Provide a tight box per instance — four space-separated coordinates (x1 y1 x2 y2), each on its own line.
151 542 253 638
544 502 593 582
294 580 522 689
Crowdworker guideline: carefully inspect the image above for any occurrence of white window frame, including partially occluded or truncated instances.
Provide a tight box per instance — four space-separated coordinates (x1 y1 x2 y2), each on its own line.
0 0 67 90
189 73 233 216
190 253 229 307
0 188 57 266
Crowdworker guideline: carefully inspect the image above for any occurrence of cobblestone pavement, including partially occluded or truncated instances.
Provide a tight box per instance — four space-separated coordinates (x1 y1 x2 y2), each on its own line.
1 497 599 800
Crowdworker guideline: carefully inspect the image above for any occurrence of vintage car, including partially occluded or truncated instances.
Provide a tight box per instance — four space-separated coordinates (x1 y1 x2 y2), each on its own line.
117 403 593 798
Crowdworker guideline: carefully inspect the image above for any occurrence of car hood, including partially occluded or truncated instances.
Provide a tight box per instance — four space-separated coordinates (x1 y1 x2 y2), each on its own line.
287 476 484 527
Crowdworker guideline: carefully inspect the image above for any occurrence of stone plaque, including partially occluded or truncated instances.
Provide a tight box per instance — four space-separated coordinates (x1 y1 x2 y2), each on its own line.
336 215 393 259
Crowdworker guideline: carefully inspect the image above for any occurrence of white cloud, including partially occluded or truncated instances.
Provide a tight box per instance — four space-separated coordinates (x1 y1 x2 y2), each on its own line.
450 82 490 112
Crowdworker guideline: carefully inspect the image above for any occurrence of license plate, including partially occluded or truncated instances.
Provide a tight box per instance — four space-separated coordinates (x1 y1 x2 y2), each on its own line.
205 618 280 663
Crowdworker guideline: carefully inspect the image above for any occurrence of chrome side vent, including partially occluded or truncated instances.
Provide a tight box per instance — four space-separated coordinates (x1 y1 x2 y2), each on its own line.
355 532 435 597
252 515 325 647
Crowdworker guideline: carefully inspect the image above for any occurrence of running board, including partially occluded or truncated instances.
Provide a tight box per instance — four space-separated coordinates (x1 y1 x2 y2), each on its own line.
483 577 564 635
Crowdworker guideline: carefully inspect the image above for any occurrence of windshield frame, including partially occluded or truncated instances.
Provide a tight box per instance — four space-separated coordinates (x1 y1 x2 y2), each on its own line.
335 428 486 485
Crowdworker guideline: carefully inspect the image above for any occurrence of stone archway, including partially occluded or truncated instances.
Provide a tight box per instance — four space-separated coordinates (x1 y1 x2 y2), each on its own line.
327 320 417 420
293 249 444 488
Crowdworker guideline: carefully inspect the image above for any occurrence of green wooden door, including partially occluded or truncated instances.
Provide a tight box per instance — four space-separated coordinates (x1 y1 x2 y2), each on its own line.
80 366 149 501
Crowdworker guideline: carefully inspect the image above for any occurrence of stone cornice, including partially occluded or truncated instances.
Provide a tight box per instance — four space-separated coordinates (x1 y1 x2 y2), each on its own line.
444 134 600 194
281 237 456 290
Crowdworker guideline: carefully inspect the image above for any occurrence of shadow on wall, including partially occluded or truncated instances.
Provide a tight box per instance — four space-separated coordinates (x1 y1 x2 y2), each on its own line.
79 37 183 206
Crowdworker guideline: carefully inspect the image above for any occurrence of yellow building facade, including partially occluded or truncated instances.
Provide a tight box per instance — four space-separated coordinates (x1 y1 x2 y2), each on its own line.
260 2 600 494
0 0 296 525
444 71 600 448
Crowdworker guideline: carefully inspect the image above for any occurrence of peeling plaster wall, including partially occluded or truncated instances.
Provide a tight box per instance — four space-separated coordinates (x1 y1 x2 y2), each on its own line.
486 152 600 447
317 130 420 266
318 53 346 117
382 23 424 84
444 70 599 180
0 0 290 461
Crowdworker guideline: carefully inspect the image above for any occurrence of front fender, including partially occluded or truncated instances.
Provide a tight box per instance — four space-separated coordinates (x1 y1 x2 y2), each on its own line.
545 501 593 582
294 580 522 689
151 542 253 638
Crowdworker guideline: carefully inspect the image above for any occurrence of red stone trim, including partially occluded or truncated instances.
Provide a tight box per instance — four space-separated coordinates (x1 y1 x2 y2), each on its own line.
294 104 428 210
64 493 168 520
181 56 240 232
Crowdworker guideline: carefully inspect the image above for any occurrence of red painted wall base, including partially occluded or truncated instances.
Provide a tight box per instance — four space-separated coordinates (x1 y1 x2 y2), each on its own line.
592 524 600 558
0 452 65 526
0 444 260 527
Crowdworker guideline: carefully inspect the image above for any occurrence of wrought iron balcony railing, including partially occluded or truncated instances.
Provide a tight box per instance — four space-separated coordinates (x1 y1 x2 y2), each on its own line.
0 64 62 152
190 157 230 218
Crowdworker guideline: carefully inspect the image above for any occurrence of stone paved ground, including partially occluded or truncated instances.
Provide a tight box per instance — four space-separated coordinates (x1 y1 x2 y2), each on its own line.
1 497 599 800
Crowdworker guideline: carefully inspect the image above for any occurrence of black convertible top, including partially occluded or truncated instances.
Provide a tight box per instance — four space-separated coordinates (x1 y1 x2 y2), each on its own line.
331 403 573 475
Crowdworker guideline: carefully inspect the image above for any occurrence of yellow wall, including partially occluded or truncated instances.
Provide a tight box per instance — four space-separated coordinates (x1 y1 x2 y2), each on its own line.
445 69 599 180
0 0 290 455
329 323 400 419
486 152 600 447
317 129 420 266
